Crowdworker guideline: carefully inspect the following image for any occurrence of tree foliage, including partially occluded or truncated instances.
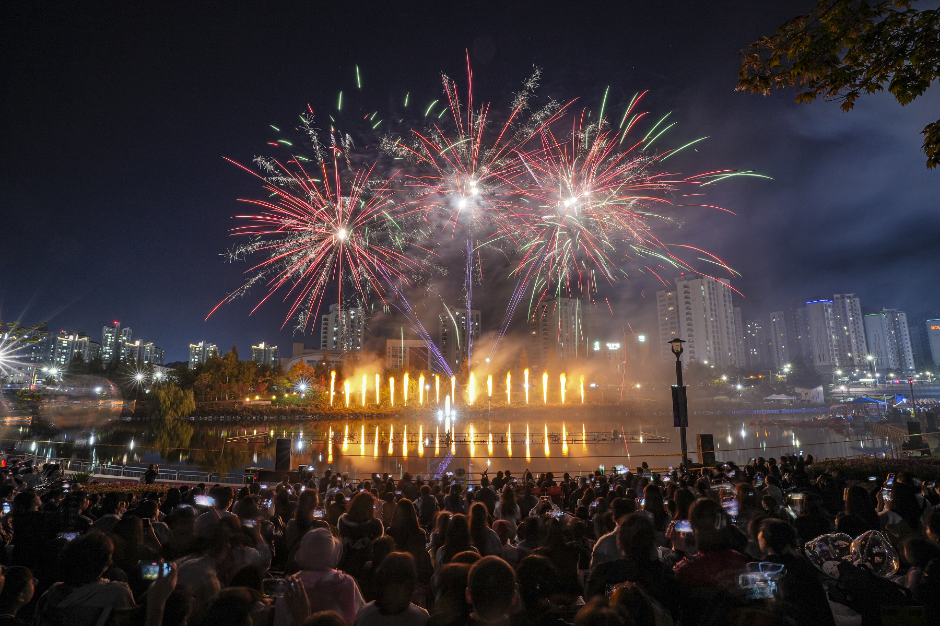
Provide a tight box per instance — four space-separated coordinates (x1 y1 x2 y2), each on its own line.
150 383 196 420
737 0 940 168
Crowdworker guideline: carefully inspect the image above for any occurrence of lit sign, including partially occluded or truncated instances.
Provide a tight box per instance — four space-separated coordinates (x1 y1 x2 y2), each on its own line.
606 343 621 350
931 326 940 330
637 335 646 342
593 341 600 351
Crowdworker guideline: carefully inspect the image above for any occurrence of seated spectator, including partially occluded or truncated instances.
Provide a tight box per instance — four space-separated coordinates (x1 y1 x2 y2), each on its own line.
490 520 519 567
387 498 432 585
436 514 477 567
468 503 501 557
429 563 471 626
354 552 429 626
758 518 835 626
0 566 35 626
671 498 747 592
33 532 136 626
590 498 635 569
339 492 384 579
465 556 517 626
586 513 679 619
275 527 365 626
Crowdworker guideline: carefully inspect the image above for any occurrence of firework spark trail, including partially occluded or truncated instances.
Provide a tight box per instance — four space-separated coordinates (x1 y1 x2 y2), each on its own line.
385 57 571 363
207 150 427 332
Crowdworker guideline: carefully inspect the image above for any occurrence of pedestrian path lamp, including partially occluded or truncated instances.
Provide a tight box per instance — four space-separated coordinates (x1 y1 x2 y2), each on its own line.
668 338 689 467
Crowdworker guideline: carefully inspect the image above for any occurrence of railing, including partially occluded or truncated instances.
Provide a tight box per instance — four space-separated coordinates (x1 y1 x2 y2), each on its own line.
7 455 249 485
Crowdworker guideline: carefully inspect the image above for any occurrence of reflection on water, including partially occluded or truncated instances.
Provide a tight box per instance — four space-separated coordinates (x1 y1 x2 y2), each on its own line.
0 400 891 477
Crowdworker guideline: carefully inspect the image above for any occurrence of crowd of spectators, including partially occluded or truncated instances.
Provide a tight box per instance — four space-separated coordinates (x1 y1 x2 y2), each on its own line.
0 454 939 625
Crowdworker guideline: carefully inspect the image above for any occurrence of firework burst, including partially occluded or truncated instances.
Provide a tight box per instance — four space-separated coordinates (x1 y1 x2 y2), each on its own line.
208 148 424 332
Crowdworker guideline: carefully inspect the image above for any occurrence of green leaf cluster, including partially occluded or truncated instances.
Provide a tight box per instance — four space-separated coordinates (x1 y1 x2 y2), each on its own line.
738 1 940 168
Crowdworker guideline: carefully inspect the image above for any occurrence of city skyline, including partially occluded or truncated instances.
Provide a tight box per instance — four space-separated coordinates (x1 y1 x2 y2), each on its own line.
2 3 938 366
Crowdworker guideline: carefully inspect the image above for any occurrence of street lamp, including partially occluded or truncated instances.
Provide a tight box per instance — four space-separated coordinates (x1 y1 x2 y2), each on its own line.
667 338 689 467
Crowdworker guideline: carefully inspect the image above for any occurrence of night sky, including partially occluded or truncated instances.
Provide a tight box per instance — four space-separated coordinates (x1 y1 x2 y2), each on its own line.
3 2 938 363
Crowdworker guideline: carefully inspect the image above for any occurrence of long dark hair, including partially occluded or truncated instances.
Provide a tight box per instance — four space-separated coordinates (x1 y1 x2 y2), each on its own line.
441 514 473 563
468 503 490 555
500 486 517 517
390 498 422 549
294 489 319 533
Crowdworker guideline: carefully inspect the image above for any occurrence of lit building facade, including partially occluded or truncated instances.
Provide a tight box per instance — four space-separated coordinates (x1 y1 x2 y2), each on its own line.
927 319 940 367
251 342 280 368
386 339 430 371
319 304 365 352
528 298 584 367
831 294 868 368
438 305 480 371
189 341 219 369
655 274 742 366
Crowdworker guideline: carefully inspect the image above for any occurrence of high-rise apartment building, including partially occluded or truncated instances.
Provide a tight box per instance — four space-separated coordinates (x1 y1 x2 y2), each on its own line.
804 300 840 374
319 304 365 352
528 298 583 367
52 332 101 367
783 300 806 362
734 308 747 367
101 322 132 363
769 311 790 370
863 310 914 372
189 341 219 369
655 274 742 366
831 294 868 368
744 319 768 368
882 309 915 373
124 340 163 366
927 319 940 367
909 311 939 366
251 342 280 368
438 305 480 371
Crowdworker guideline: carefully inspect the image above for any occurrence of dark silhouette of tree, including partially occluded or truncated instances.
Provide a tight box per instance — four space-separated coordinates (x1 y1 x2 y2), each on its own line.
738 0 940 168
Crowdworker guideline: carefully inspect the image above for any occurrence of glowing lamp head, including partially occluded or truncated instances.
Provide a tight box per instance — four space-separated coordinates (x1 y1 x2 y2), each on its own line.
668 338 685 357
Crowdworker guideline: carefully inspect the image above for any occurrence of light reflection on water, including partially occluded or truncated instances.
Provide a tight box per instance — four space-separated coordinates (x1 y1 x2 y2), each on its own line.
0 406 888 477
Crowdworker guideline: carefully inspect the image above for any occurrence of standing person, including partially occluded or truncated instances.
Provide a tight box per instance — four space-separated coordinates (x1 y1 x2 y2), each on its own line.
493 486 521 540
338 492 384 579
415 485 438 530
516 484 538 517
443 484 466 515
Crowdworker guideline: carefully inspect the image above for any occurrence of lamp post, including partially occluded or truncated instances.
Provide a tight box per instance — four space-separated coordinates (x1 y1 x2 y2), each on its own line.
667 338 689 467
908 377 917 421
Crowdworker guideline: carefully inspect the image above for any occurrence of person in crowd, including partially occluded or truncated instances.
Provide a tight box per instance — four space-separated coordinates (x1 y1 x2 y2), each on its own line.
32 532 136 626
590 498 636 569
339 492 384 579
387 498 432 586
757 518 836 626
353 552 429 626
490 520 519 567
416 485 439 530
516 484 538 518
586 513 679 619
0 566 35 626
275 527 365 626
443 485 466 515
436 514 476 567
844 484 880 532
465 556 516 626
284 489 330 573
428 563 472 626
492 486 521 539
326 492 347 528
468 503 501 558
